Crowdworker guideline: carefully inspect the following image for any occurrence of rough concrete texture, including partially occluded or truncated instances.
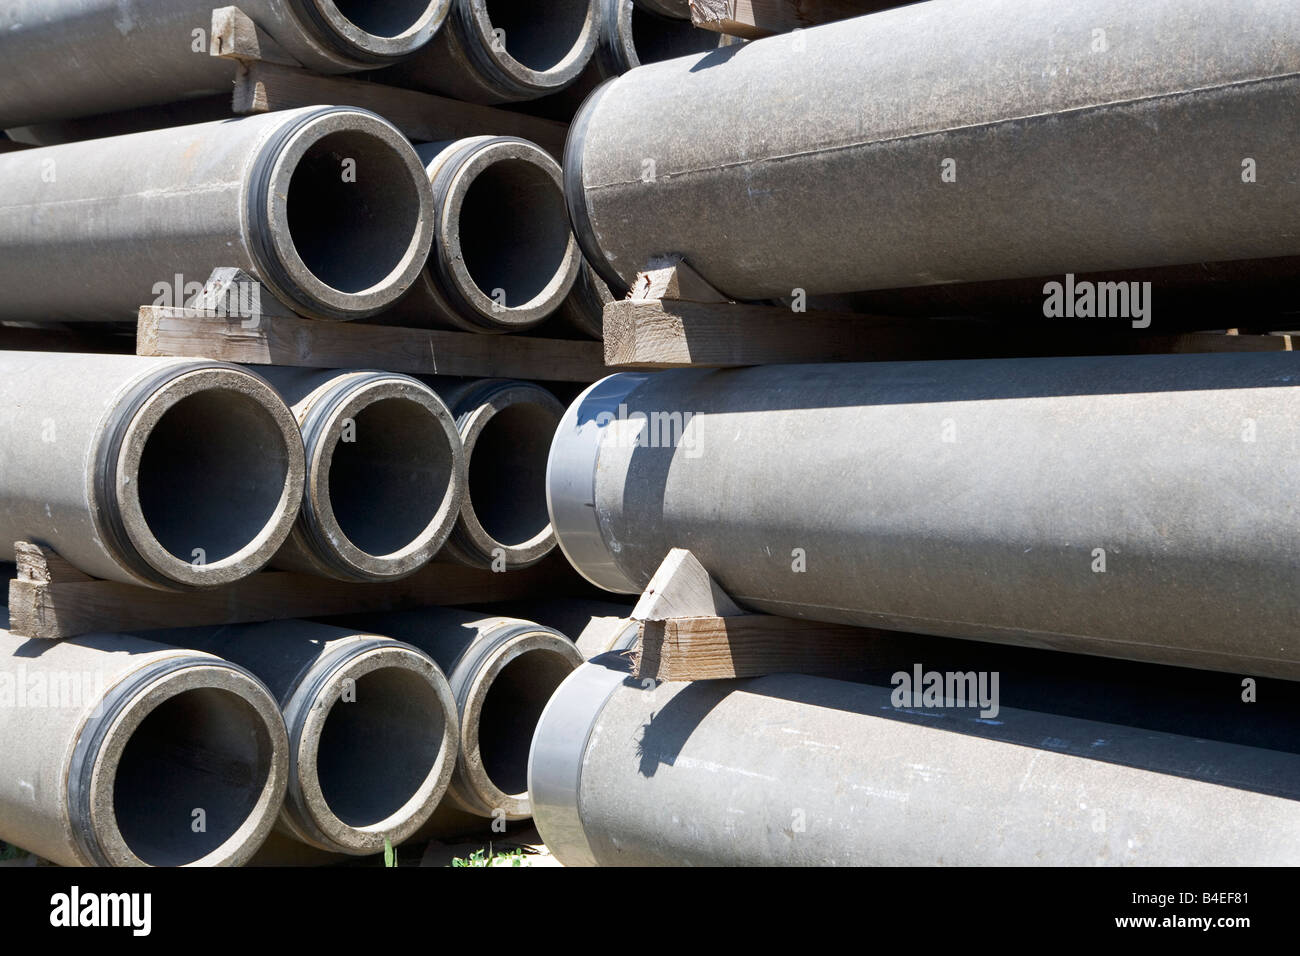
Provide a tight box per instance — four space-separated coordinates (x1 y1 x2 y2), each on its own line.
548 354 1300 676
531 652 1300 866
150 620 460 856
567 0 1300 297
257 367 466 582
0 352 305 589
0 619 288 867
0 107 434 321
0 0 451 127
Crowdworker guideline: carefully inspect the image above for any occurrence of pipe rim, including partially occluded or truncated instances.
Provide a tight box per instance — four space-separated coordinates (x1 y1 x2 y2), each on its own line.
299 373 465 581
307 0 453 60
289 643 459 854
454 381 565 568
462 0 599 96
433 138 581 330
562 79 630 295
80 659 289 868
546 374 648 593
454 628 583 818
112 366 306 589
252 108 435 320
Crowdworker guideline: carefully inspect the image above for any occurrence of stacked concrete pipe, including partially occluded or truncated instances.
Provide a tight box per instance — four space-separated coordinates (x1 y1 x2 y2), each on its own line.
565 0 1300 300
531 652 1300 866
548 353 1300 677
0 621 288 867
0 1 452 128
382 137 581 333
434 379 566 570
380 0 599 103
150 621 460 856
0 107 435 322
332 609 583 830
0 353 305 589
257 368 465 582
591 0 731 78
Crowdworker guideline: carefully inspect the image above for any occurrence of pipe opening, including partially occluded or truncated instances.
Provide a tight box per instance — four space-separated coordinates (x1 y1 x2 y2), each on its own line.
331 0 433 37
458 158 571 308
468 402 557 547
478 648 577 796
327 396 454 556
316 666 448 827
136 389 290 564
631 7 724 63
287 130 422 294
484 0 590 71
113 687 273 867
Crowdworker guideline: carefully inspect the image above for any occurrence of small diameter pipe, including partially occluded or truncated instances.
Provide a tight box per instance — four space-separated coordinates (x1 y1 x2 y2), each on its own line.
0 622 288 867
151 620 460 855
384 137 580 332
381 0 599 104
0 353 305 589
433 379 566 570
0 107 435 322
258 368 466 582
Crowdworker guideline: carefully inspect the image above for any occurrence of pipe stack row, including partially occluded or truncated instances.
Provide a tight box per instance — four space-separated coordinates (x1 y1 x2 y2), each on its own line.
531 0 1300 865
0 609 584 865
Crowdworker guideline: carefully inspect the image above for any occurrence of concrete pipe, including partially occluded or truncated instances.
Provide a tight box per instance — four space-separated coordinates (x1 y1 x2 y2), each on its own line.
0 1 451 128
566 0 1300 298
435 380 566 570
0 107 434 322
334 609 583 823
549 260 615 340
384 137 581 333
380 0 599 104
531 654 1300 866
0 353 305 589
489 599 638 657
594 0 731 77
257 368 465 582
0 622 288 867
548 354 1300 677
150 621 460 855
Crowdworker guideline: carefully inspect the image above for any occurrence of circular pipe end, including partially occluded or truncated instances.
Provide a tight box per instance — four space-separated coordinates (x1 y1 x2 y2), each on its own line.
463 0 600 98
289 643 460 855
546 374 649 593
449 381 567 569
299 374 465 581
455 626 583 819
427 137 581 332
307 0 453 62
112 365 306 589
80 659 289 867
252 108 436 320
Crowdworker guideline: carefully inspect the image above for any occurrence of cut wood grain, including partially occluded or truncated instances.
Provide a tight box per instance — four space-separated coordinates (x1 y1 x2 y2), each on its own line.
632 548 744 622
137 307 607 381
232 60 569 157
8 543 592 641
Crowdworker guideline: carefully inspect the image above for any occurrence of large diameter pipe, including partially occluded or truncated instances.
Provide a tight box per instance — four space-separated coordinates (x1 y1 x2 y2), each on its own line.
0 353 305 589
0 622 288 867
257 368 465 582
0 1 451 128
593 0 731 77
151 621 460 855
548 354 1300 677
566 0 1300 298
384 137 580 333
0 107 435 322
435 380 566 570
380 0 599 104
333 609 583 823
531 655 1300 866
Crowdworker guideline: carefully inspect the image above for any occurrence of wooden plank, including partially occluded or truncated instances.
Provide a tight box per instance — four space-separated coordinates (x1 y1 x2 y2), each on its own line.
210 6 301 66
137 307 608 381
690 0 899 39
604 298 1296 369
633 614 872 681
632 548 743 622
630 259 729 304
232 60 569 157
8 545 592 641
